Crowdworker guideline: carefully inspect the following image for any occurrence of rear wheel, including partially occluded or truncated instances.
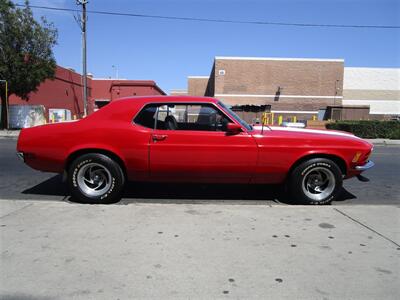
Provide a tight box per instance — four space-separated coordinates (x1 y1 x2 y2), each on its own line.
68 153 125 204
289 158 343 205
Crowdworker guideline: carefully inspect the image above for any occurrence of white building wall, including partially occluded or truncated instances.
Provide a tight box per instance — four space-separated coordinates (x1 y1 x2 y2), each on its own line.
343 67 400 115
344 67 400 90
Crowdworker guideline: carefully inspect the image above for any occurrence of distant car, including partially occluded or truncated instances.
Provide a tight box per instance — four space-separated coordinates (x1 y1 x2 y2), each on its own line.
17 96 374 205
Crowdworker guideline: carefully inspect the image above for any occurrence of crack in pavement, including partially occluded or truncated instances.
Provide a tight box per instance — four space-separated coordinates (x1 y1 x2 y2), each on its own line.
0 202 34 219
334 207 400 248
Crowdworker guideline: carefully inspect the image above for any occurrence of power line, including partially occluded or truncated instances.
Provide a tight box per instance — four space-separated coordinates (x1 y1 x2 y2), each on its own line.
15 3 400 29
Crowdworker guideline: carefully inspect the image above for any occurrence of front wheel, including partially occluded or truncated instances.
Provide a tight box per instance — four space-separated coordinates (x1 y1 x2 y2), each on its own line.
68 153 125 204
288 158 343 205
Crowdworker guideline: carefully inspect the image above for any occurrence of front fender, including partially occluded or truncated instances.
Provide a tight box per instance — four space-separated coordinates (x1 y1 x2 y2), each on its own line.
252 145 352 184
286 149 351 180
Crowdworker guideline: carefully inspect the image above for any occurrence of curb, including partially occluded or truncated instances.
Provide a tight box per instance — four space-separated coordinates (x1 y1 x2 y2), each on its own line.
366 139 400 146
0 131 20 138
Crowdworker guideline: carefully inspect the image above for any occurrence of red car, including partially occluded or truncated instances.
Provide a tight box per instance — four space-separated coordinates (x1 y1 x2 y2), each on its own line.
17 96 374 205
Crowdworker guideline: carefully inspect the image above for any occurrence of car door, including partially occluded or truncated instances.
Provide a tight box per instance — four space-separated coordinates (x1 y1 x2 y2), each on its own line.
148 103 258 183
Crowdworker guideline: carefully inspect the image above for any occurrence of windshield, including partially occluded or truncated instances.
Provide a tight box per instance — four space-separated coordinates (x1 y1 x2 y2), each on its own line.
218 101 253 131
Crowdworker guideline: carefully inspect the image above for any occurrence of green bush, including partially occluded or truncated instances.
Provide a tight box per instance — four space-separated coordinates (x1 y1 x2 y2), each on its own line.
388 128 400 139
326 120 400 139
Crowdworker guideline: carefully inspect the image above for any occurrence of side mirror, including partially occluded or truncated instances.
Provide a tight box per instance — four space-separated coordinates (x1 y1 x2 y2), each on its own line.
226 123 243 135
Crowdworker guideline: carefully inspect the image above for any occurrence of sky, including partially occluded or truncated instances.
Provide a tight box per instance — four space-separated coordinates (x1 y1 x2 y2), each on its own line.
12 0 400 93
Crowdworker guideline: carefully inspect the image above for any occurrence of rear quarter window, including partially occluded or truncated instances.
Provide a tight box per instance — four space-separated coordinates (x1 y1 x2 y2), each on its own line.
134 104 158 129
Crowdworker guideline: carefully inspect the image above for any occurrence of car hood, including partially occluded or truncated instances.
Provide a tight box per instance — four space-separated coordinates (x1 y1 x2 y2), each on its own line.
266 126 357 138
250 125 372 147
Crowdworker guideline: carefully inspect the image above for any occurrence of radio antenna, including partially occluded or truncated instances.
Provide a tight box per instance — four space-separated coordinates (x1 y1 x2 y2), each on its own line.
261 112 265 134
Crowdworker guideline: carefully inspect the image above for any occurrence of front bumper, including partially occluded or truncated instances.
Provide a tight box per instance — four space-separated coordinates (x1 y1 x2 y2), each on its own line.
355 160 375 171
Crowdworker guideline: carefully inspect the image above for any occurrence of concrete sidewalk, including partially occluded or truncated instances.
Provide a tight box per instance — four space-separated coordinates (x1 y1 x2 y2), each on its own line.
0 200 399 299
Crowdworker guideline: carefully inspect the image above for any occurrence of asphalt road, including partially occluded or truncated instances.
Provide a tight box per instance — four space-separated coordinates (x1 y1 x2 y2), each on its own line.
1 138 399 205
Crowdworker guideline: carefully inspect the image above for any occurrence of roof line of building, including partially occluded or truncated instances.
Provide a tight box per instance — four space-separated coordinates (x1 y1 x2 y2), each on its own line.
215 93 343 99
91 78 128 80
215 56 344 62
106 81 166 95
344 67 400 70
153 84 167 95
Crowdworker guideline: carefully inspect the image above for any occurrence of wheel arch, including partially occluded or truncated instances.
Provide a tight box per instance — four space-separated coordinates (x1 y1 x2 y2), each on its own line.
288 153 347 178
65 148 127 178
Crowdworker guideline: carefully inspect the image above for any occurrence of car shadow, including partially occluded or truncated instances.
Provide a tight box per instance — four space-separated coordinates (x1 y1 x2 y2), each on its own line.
21 174 357 205
22 174 68 197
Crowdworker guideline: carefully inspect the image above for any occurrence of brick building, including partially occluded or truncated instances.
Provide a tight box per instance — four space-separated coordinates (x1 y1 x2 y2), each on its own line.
188 76 210 97
176 56 400 122
9 66 90 120
170 89 188 96
8 65 165 126
91 78 165 110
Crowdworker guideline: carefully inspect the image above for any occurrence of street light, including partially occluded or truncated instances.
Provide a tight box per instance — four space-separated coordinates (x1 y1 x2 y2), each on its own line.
112 65 119 79
0 80 8 129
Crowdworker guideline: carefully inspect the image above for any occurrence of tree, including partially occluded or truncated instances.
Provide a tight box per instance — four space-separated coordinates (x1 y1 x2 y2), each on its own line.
0 0 57 129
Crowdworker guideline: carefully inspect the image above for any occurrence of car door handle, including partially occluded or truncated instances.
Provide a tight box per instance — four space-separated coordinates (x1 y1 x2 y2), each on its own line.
152 134 168 142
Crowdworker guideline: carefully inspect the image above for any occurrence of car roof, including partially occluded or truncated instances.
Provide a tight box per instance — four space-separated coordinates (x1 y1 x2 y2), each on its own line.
87 96 222 123
113 95 219 105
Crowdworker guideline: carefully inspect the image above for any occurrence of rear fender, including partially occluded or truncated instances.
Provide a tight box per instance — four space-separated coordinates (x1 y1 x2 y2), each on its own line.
65 144 127 174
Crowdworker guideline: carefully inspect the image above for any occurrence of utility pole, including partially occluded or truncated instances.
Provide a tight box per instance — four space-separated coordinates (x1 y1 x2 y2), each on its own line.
77 0 88 117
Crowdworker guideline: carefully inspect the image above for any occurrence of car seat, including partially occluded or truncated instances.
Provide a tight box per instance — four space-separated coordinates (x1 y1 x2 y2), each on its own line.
165 115 178 130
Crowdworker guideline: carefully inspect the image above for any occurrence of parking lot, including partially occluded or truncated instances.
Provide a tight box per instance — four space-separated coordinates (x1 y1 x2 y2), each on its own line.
1 138 399 299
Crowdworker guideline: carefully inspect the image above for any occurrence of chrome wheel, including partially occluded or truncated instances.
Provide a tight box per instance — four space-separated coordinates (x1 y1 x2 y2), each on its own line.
77 163 112 197
301 167 335 202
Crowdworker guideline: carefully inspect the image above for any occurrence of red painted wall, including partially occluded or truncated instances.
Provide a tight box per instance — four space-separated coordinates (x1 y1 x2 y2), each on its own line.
9 66 89 119
92 80 165 101
9 66 165 119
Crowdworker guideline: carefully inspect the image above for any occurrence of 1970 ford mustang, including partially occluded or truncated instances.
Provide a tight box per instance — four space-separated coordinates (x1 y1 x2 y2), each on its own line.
17 96 374 204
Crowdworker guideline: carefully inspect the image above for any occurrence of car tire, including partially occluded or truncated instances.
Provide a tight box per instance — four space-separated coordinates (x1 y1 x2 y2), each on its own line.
68 153 125 204
288 158 343 205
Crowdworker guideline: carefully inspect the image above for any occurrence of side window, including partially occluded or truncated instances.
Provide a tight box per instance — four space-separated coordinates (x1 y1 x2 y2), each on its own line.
156 104 231 131
134 104 158 129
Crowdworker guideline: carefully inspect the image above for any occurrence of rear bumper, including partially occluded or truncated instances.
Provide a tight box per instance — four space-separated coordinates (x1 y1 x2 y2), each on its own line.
16 152 24 162
355 160 375 171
